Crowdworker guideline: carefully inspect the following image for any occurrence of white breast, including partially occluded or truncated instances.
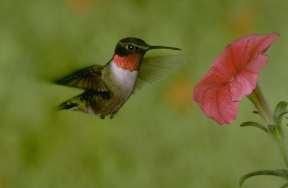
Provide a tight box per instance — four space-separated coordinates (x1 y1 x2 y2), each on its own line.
110 62 138 95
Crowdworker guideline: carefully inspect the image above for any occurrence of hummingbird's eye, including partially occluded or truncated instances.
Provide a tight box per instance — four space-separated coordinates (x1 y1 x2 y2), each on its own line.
126 44 135 51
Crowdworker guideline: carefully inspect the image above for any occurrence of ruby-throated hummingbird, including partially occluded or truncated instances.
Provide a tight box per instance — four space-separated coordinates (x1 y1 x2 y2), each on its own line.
55 37 181 119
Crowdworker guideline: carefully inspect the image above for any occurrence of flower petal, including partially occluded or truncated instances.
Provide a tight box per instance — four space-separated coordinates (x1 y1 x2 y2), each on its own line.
193 33 279 125
200 85 238 124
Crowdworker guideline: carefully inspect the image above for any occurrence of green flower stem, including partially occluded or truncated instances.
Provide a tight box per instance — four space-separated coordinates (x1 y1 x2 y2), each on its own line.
248 84 288 168
248 85 273 124
274 128 288 168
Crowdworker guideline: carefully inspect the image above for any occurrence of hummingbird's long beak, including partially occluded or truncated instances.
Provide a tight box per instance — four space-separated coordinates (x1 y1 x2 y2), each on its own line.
148 45 181 51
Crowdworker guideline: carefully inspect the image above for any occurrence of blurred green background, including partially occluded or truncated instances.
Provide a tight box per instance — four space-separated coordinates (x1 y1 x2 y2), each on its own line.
0 0 288 187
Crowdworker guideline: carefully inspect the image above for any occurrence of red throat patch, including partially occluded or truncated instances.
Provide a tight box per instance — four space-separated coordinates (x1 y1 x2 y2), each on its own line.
113 54 142 71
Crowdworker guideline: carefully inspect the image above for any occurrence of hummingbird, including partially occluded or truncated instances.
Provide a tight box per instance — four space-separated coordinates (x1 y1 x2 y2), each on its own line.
55 37 181 119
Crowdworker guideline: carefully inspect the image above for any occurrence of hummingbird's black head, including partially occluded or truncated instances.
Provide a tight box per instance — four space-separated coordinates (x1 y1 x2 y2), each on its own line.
115 37 149 56
114 37 181 57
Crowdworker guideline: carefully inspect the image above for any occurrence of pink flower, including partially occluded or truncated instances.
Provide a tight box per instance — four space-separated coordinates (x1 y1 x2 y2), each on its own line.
193 33 279 125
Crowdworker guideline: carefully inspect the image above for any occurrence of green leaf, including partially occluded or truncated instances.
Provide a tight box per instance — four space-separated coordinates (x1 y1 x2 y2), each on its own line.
274 101 288 124
240 121 268 133
239 169 288 186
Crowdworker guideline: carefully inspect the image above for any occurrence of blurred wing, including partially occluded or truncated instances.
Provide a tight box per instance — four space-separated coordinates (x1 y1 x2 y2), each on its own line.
137 55 186 89
54 65 109 92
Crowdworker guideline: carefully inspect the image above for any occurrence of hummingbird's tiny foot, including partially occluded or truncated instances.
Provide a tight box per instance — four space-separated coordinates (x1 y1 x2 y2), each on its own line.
110 111 118 119
253 110 259 114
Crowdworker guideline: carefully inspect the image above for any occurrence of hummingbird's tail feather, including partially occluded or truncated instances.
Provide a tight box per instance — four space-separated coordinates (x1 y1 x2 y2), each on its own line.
57 93 84 111
57 90 114 119
58 101 78 110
